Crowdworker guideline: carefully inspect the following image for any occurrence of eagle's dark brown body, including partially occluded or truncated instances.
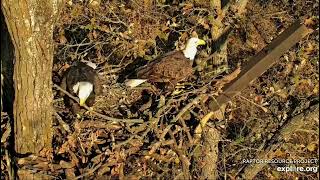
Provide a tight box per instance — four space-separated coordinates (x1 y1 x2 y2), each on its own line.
136 51 193 89
60 62 102 114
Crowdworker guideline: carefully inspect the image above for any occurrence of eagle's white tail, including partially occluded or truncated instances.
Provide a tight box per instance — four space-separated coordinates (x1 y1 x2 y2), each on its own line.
125 79 147 88
81 60 98 69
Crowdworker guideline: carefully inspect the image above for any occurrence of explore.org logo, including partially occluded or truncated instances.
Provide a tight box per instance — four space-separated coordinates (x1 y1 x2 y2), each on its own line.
242 158 319 173
277 166 318 173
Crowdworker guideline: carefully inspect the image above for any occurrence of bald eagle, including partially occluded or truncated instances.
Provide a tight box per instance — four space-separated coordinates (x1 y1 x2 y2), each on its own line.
60 61 102 114
125 37 206 90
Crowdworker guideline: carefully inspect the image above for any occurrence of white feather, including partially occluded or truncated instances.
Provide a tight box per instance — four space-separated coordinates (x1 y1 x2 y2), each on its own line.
182 37 204 60
81 60 98 69
183 46 197 60
78 82 93 100
73 81 93 100
125 79 147 88
72 82 80 93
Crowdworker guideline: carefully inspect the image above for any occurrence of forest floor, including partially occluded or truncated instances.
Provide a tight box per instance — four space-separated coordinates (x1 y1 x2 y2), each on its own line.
1 0 319 179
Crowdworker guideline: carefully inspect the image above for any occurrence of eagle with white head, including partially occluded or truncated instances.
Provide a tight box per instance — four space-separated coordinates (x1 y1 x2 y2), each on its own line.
125 37 206 90
60 61 102 114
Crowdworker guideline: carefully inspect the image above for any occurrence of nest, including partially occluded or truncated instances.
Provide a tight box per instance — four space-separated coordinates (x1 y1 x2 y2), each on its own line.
46 1 231 178
2 0 318 179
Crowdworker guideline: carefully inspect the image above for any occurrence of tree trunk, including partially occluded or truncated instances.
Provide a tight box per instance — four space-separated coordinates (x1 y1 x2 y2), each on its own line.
199 127 220 180
1 0 60 156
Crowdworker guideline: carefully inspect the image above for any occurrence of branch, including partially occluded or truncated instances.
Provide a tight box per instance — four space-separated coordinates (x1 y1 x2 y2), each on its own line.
241 104 319 179
173 94 207 123
159 94 208 141
53 84 144 123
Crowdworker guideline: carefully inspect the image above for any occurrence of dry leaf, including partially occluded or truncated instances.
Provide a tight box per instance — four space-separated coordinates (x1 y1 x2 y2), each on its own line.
304 42 315 55
307 143 317 152
92 30 98 39
65 168 76 179
254 96 263 104
273 149 286 157
58 63 71 76
59 35 67 44
182 3 194 14
304 17 316 26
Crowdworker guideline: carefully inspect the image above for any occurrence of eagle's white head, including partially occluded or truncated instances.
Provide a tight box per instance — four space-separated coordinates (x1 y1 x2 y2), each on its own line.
183 37 206 60
73 81 93 106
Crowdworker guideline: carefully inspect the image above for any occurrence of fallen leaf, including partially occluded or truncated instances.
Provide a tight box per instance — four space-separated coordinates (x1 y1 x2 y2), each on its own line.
65 168 76 179
304 17 316 26
307 143 317 152
182 3 193 14
304 42 315 55
59 35 67 44
254 96 263 104
274 149 286 157
58 63 70 76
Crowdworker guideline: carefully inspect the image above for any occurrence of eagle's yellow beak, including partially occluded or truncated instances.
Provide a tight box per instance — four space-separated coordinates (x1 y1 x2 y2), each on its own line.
79 98 86 106
197 39 206 46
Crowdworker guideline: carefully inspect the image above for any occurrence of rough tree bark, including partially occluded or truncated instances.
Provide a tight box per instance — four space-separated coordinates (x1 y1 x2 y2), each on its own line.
1 0 60 157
